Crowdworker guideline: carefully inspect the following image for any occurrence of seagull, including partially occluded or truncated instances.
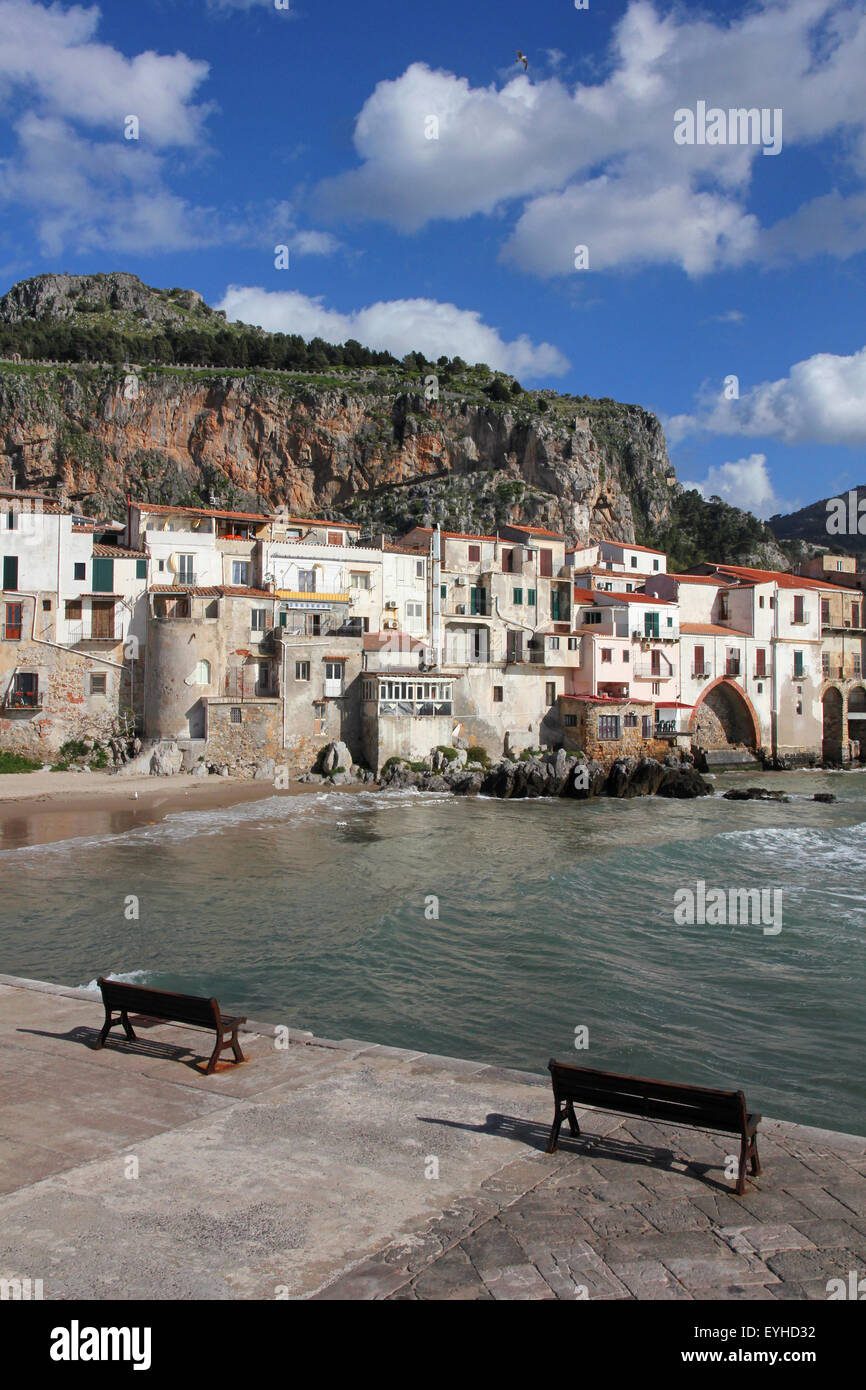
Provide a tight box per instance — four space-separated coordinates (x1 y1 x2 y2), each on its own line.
516 50 528 71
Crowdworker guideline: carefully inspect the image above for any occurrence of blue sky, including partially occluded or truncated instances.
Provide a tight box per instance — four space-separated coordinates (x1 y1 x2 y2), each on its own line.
1 0 865 520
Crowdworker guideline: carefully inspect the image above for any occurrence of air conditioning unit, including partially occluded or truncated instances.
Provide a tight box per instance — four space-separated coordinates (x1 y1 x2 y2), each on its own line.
385 600 398 610
383 618 398 629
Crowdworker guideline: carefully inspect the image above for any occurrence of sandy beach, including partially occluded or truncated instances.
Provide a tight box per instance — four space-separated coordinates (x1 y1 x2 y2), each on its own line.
0 770 359 850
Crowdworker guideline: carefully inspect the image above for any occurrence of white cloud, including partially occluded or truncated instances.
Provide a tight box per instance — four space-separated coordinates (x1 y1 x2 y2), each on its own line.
217 286 570 379
683 453 785 518
0 0 330 256
314 1 866 275
0 0 211 147
674 345 866 447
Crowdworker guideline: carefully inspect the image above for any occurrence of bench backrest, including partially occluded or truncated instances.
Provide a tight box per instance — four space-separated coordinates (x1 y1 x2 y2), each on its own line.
98 977 220 1030
548 1059 748 1134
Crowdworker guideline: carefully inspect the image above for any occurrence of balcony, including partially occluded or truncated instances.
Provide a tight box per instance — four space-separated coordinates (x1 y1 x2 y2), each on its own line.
725 660 741 678
3 688 40 710
692 667 710 679
753 667 769 680
274 589 350 603
65 621 124 644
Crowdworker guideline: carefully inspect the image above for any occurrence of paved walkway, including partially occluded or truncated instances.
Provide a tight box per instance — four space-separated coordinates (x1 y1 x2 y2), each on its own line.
1 975 864 1300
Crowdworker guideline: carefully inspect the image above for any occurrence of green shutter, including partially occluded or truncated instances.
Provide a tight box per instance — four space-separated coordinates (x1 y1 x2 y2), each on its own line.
136 559 147 579
92 557 115 593
527 588 536 605
513 587 523 605
552 591 561 620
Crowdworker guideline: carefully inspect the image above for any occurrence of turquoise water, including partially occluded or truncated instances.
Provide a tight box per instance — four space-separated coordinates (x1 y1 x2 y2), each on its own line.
1 770 865 1134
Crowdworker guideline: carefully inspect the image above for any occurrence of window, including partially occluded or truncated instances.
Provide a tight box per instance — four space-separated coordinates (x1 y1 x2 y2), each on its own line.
416 560 424 578
325 661 344 681
405 600 423 630
73 562 86 581
693 645 705 676
564 713 577 727
853 604 861 627
793 595 805 623
491 686 504 704
793 651 805 679
769 596 775 610
755 649 766 678
854 656 862 677
650 650 662 676
313 701 326 735
158 559 165 572
601 648 612 663
598 715 621 740
42 598 51 612
513 587 523 605
720 594 729 619
136 559 147 579
4 602 22 640
468 545 480 563
540 549 552 577
622 650 629 663
583 611 602 625
350 571 370 590
5 509 16 530
9 672 38 707
440 584 447 600
3 555 19 591
232 561 250 586
568 637 579 651
502 549 513 573
327 531 344 546
796 699 803 715
642 715 653 738
230 707 242 724
546 682 556 704
725 647 740 677
652 682 661 695
630 555 638 568
89 673 107 695
626 584 633 593
527 589 536 606
551 590 562 621
94 557 115 591
295 661 310 681
624 713 638 727
759 595 765 609
548 636 560 650
193 659 211 685
653 559 660 572
251 608 267 632
258 662 270 692
177 554 194 585
666 616 673 628
821 599 830 625
822 653 830 677
644 612 660 638
837 560 844 571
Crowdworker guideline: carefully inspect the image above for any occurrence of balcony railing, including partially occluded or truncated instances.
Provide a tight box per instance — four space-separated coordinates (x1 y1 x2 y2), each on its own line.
65 621 124 644
725 660 741 677
3 689 40 709
692 667 710 678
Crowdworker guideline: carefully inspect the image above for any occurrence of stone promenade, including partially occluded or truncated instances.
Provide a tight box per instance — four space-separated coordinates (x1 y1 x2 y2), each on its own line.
1 975 864 1300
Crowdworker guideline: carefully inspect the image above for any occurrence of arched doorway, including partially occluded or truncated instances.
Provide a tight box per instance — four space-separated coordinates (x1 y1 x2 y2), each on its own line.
822 686 844 763
847 685 866 758
691 678 760 750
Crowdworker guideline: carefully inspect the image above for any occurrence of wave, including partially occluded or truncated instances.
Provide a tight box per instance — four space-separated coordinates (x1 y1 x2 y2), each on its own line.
78 968 152 992
0 785 453 859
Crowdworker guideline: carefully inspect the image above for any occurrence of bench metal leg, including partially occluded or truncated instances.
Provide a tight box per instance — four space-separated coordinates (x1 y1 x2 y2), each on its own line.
566 1101 581 1137
546 1105 567 1154
230 1029 245 1064
97 1009 136 1048
205 1037 222 1075
750 1135 762 1177
120 1010 137 1041
736 1135 748 1195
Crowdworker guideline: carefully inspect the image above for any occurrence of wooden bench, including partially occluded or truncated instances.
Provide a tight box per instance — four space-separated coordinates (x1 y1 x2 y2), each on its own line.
96 977 247 1075
546 1060 762 1195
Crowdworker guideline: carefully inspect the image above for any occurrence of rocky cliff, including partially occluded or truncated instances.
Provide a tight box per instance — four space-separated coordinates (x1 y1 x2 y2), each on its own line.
0 271 785 563
0 362 677 545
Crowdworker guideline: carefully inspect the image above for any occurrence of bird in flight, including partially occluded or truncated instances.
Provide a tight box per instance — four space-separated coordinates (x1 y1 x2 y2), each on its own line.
516 50 528 71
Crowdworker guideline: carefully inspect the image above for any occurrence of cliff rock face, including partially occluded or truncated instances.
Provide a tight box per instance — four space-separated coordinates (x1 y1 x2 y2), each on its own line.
0 366 676 544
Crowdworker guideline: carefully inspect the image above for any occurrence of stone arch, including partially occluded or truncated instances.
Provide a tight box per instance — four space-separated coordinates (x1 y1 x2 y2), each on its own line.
689 678 760 750
821 685 844 764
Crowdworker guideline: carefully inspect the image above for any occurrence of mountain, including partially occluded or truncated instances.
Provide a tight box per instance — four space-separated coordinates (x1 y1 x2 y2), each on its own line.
769 488 866 560
0 272 789 566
